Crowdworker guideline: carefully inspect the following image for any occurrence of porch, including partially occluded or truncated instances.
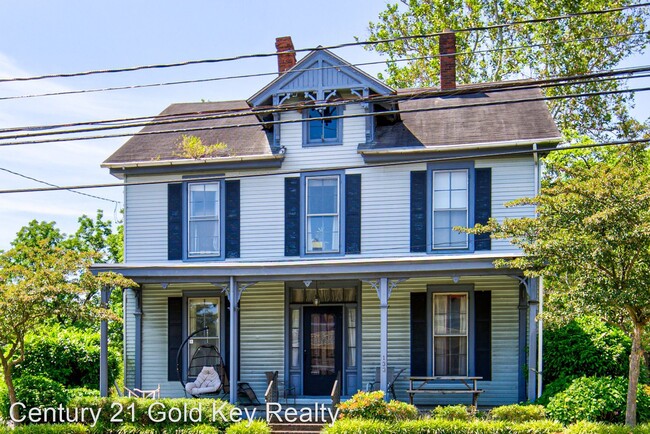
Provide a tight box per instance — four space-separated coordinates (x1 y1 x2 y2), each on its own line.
94 254 543 406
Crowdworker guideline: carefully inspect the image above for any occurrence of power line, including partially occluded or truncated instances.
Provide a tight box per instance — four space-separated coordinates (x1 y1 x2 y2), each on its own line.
1 82 648 147
0 3 647 84
1 29 645 103
0 167 120 204
0 138 646 195
2 64 649 140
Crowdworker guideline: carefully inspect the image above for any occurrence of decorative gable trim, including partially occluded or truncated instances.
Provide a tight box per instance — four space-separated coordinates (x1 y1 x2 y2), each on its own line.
248 49 394 107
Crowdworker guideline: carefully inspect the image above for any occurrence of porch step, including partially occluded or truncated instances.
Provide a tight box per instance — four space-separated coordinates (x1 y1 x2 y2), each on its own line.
270 422 325 434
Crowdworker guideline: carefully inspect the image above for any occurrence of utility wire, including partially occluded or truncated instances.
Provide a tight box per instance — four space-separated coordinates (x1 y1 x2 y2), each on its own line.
1 83 648 147
1 65 649 140
0 167 120 203
1 29 645 102
0 3 647 84
0 138 646 195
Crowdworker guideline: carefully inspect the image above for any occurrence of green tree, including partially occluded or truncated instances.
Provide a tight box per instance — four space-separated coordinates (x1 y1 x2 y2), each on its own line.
0 236 133 422
365 0 649 138
468 145 650 425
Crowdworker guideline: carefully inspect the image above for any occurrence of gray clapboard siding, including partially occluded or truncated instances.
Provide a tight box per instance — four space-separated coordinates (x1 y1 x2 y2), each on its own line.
124 182 168 262
123 288 136 389
140 285 184 397
239 282 285 400
361 276 520 406
239 176 285 260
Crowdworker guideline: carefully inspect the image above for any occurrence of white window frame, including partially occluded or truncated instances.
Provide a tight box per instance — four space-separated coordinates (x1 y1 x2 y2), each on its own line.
432 169 469 250
187 297 221 375
305 175 341 254
432 292 469 376
187 182 221 258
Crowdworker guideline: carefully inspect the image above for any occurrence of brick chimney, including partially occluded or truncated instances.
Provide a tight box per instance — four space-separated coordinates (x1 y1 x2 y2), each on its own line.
439 30 456 91
275 36 296 74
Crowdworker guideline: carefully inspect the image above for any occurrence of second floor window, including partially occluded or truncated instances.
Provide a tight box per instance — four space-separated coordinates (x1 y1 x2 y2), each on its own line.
432 170 469 249
188 182 220 257
306 107 340 145
306 176 340 253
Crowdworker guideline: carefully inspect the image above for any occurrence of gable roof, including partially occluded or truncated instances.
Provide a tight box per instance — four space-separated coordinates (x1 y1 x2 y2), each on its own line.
248 48 394 106
102 100 276 170
367 86 561 152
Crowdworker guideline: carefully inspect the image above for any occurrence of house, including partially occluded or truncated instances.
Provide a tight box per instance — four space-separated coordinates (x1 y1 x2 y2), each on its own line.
94 34 562 407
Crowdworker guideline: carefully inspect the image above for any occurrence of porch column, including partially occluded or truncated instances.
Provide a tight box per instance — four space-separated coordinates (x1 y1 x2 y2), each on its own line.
527 277 539 401
100 286 113 397
228 277 240 405
379 278 389 394
133 288 143 390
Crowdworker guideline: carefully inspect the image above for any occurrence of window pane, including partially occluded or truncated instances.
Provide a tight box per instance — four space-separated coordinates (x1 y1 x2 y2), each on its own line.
307 216 340 252
189 220 219 254
291 348 300 368
188 298 220 337
322 107 338 139
434 172 450 191
450 210 467 227
347 347 356 367
309 109 323 141
434 190 450 209
190 184 219 217
450 189 468 208
451 230 467 248
433 228 450 248
433 294 467 335
434 211 451 229
434 337 468 376
450 171 467 189
307 178 338 214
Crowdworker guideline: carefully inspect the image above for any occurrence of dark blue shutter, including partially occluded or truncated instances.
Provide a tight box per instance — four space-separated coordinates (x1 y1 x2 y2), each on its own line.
475 291 492 381
474 168 492 251
168 297 183 381
410 292 428 376
225 180 240 258
285 177 301 256
345 174 361 254
168 184 183 260
410 171 427 252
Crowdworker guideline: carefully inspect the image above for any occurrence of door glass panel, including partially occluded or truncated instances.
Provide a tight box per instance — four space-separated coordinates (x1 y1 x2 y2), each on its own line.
310 313 336 376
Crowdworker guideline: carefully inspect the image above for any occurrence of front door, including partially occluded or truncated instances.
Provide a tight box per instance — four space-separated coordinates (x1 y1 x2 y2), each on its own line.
303 306 342 395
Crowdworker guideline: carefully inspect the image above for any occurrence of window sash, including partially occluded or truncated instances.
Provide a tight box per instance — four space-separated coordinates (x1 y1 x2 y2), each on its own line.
305 176 340 253
308 107 339 143
432 293 468 376
432 170 468 249
188 182 220 257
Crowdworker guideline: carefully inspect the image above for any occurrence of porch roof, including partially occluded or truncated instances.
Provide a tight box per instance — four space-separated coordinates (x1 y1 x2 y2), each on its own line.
91 253 523 284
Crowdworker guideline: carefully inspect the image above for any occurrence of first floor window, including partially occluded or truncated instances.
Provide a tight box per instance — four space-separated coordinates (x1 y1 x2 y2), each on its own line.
187 297 220 377
432 170 468 249
188 182 220 257
433 293 468 375
306 176 340 253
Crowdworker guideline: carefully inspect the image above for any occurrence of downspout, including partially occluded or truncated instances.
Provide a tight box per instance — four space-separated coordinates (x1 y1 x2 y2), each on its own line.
533 143 544 398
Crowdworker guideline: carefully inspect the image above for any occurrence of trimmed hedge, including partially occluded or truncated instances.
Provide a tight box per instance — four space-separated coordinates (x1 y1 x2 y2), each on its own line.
68 397 238 433
337 390 418 422
430 404 475 421
546 376 650 424
489 404 546 422
15 326 120 389
225 420 271 434
0 376 68 421
323 418 564 434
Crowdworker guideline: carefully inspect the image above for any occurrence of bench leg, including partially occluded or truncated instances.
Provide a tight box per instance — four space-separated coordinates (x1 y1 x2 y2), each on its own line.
472 393 478 407
409 394 414 405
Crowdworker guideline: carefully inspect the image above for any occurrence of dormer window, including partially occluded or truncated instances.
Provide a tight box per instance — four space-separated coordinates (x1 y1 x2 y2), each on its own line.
304 106 342 146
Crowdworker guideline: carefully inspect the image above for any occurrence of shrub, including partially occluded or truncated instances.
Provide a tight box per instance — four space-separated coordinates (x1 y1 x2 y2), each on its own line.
537 375 576 406
544 317 631 384
226 420 271 434
546 376 650 424
68 397 238 432
0 375 69 421
337 391 418 422
430 404 475 421
14 326 120 390
66 388 100 401
490 403 546 422
564 420 650 434
11 424 89 433
324 417 564 434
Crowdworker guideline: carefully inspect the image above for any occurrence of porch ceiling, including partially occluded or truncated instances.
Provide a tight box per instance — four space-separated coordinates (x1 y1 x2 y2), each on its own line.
91 253 523 284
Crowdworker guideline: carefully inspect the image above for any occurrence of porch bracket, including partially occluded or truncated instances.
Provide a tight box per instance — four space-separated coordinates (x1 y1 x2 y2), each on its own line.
100 286 114 397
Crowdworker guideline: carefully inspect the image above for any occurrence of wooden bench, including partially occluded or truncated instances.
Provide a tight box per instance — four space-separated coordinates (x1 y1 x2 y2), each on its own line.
407 376 484 407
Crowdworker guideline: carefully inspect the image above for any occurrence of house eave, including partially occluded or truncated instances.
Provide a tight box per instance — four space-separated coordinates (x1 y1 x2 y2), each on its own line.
91 253 523 283
103 153 285 178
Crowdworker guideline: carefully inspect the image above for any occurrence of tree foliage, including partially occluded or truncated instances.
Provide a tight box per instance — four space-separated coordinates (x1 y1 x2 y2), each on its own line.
467 144 650 425
0 213 131 421
365 0 649 138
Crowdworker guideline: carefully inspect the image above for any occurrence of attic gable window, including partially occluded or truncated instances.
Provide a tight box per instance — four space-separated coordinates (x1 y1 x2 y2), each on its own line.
304 106 342 146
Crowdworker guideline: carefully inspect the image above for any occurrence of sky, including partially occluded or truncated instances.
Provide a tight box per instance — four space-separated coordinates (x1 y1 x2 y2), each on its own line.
0 1 648 249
